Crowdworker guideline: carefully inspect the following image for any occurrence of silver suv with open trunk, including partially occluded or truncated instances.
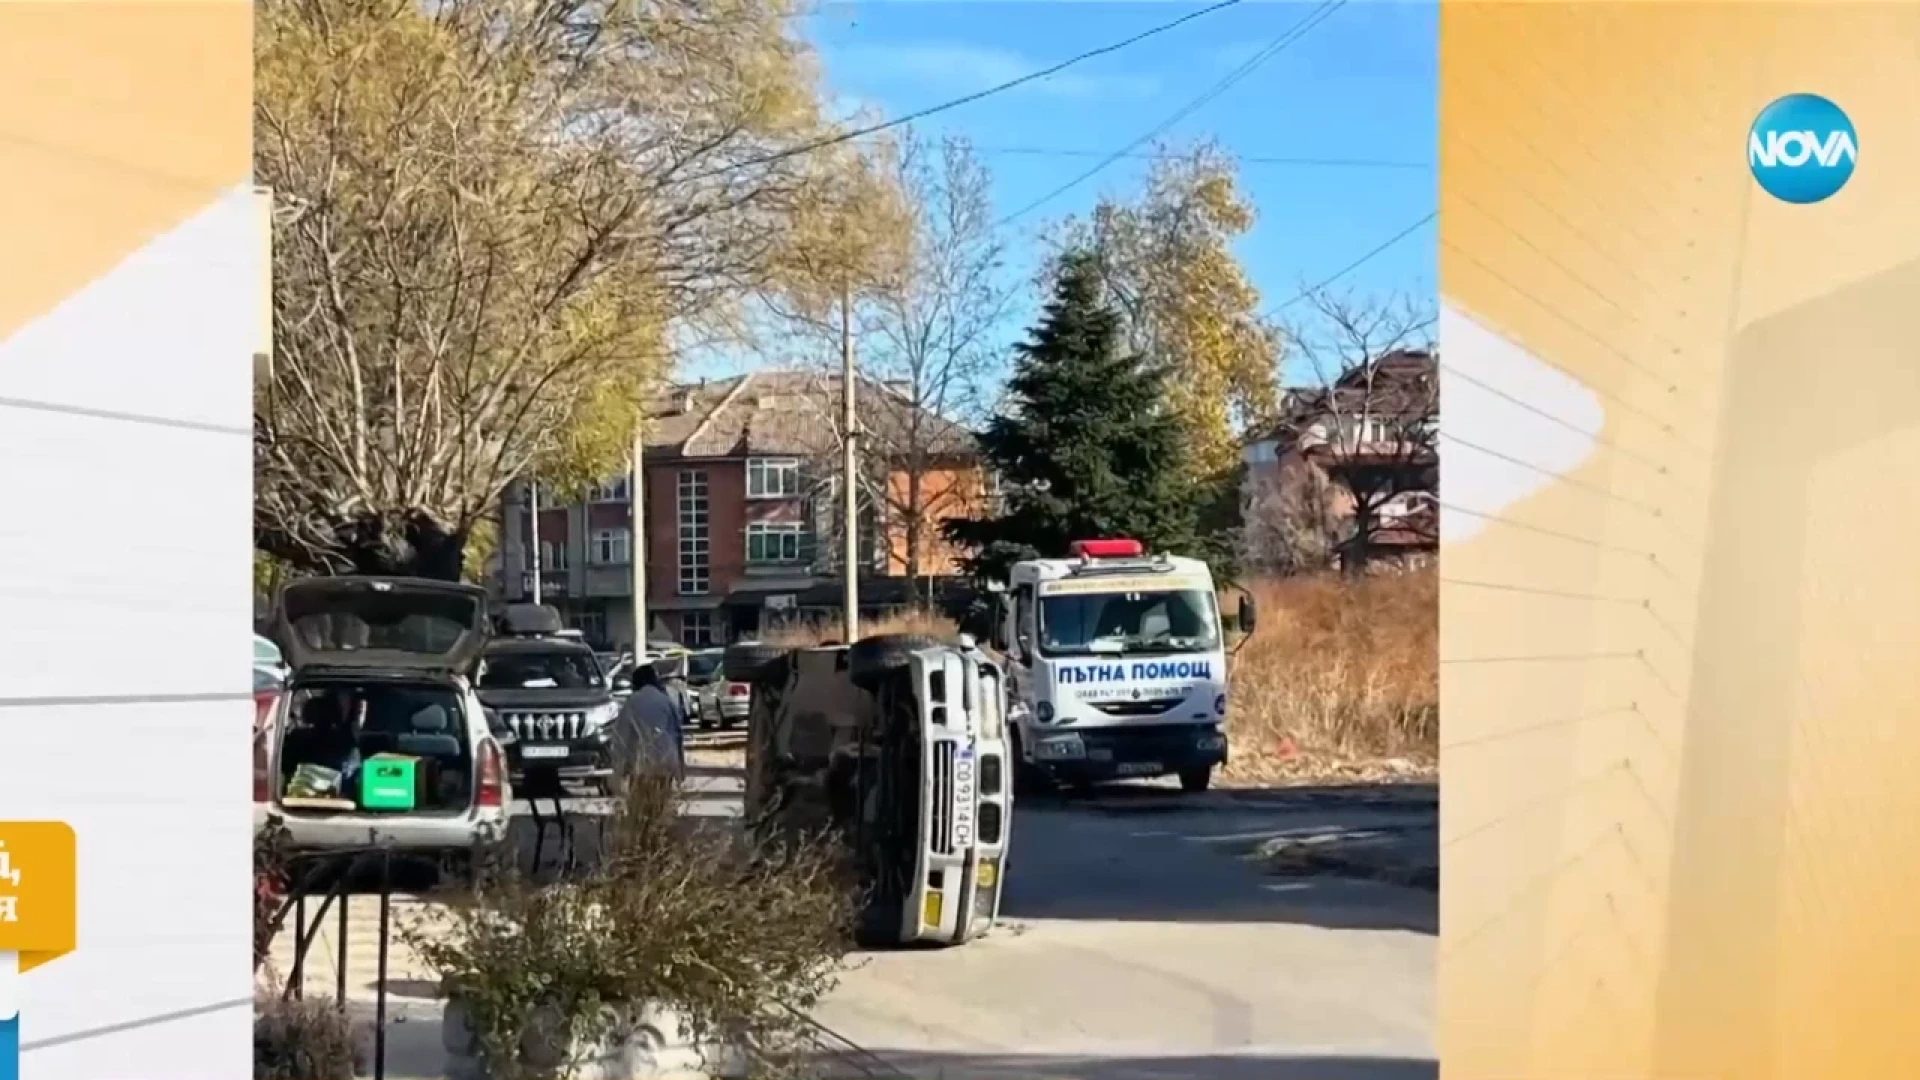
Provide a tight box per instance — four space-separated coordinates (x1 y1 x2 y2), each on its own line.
253 577 514 865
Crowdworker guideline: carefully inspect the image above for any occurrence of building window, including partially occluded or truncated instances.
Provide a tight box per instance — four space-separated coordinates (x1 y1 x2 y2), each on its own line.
746 521 805 564
681 610 715 647
587 476 630 503
677 470 710 595
747 458 801 499
538 540 569 572
575 610 606 646
590 528 631 565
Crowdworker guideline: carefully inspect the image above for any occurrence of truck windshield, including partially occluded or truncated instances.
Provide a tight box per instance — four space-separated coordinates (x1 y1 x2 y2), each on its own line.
1038 589 1221 657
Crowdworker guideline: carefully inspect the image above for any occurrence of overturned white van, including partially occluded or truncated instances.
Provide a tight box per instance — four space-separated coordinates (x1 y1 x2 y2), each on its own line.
727 633 1013 948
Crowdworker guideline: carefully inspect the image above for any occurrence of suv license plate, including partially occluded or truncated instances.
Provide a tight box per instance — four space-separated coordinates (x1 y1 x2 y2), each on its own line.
522 745 569 760
1116 761 1162 776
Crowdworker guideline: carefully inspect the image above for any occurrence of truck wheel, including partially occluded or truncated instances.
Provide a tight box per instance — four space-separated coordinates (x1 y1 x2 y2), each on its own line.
848 634 943 688
1009 729 1051 797
724 643 788 683
1178 766 1213 793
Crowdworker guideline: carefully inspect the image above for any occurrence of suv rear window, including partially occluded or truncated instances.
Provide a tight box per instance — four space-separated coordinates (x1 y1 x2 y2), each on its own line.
287 602 473 656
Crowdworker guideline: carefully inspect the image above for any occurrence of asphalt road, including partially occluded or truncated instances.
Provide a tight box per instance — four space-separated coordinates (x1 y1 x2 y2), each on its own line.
812 782 1437 1080
276 735 1437 1080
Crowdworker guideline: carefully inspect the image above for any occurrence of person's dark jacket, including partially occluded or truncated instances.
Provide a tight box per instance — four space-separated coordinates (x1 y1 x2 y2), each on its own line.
611 677 686 779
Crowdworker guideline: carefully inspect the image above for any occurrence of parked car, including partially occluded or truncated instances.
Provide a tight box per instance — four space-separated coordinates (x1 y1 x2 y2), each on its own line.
688 646 748 730
253 665 283 734
254 632 289 682
681 649 726 729
253 577 514 870
478 604 621 795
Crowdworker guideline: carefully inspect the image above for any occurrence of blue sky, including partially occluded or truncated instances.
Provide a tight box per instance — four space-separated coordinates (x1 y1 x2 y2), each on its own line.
693 0 1436 384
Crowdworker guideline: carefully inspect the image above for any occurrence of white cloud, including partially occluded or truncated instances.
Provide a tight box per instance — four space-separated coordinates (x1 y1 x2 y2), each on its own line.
832 42 1160 101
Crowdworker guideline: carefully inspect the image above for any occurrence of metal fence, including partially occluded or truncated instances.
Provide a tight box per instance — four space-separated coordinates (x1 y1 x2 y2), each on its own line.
261 837 906 1080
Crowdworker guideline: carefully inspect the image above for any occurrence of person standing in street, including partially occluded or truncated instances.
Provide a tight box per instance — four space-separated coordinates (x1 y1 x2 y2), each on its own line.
610 661 686 782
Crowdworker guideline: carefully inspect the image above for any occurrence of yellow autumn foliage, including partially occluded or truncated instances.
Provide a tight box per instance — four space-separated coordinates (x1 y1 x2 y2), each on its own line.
254 0 904 574
1055 140 1281 477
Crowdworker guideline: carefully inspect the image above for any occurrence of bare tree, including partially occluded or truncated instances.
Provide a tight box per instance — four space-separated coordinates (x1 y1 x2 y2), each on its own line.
1257 288 1438 574
768 130 1007 594
862 132 1009 590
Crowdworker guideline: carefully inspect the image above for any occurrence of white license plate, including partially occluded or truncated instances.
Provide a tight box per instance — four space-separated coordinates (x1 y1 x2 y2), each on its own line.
1115 761 1162 776
952 756 976 847
522 745 569 760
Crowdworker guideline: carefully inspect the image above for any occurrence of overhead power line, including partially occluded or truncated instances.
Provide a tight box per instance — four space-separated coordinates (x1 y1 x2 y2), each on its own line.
995 0 1351 228
971 145 1430 170
680 0 1245 184
1265 210 1436 316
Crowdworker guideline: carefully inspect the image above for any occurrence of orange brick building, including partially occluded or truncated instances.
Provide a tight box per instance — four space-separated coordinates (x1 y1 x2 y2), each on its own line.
495 370 984 647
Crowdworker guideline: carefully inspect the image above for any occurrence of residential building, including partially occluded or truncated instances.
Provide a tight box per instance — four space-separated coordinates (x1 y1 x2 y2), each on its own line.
1242 348 1439 571
495 370 984 647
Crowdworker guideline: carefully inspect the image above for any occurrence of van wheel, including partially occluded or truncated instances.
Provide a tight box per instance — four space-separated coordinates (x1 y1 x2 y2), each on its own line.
1178 767 1213 793
848 634 943 689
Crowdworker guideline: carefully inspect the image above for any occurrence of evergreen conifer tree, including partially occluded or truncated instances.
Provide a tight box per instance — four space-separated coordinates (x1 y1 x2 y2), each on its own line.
946 250 1203 579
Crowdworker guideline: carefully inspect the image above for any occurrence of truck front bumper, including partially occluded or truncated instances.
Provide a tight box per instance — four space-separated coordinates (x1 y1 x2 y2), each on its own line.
1027 722 1227 783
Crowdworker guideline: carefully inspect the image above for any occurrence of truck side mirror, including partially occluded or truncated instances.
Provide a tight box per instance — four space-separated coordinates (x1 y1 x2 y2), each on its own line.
1238 594 1258 635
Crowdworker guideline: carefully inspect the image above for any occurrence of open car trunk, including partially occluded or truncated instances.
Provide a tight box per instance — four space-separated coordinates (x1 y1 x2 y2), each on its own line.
276 674 476 816
273 576 489 674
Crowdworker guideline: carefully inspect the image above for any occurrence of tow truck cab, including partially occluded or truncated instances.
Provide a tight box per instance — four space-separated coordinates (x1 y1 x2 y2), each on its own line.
990 539 1255 794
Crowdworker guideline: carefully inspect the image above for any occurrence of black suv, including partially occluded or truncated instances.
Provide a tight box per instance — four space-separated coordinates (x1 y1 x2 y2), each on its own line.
476 604 624 794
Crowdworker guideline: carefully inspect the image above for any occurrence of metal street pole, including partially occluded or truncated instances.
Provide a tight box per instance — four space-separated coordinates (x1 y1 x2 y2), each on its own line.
630 420 648 656
528 477 543 605
841 282 860 642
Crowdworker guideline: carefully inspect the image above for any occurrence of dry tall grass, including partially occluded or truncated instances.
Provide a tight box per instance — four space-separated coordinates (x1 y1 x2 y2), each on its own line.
761 609 960 648
1227 568 1437 772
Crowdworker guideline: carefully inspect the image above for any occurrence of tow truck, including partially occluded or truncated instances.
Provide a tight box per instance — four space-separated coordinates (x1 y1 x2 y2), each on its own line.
987 538 1255 794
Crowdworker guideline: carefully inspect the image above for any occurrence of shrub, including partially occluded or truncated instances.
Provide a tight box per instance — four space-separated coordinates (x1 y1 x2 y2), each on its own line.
254 996 364 1080
1227 568 1437 765
253 819 292 976
408 769 859 1080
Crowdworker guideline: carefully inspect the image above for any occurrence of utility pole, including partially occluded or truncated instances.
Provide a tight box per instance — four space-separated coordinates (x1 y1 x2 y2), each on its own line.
630 420 648 657
840 282 860 642
528 477 543 605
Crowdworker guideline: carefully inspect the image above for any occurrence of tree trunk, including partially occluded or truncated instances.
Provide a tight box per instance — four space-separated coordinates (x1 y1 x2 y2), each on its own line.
904 470 925 596
258 510 473 582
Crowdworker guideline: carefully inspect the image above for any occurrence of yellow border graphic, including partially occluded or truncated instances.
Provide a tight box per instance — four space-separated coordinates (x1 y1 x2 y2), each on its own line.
0 824 76 973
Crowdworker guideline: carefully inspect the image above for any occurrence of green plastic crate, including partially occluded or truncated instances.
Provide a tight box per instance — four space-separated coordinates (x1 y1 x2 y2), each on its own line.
360 754 419 811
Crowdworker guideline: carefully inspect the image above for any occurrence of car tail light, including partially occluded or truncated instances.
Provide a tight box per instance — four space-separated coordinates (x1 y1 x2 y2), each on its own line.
252 731 272 803
253 690 277 734
476 741 505 808
727 683 749 697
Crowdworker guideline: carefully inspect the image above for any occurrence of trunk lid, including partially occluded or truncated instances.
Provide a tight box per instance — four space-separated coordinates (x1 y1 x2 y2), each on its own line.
273 576 489 673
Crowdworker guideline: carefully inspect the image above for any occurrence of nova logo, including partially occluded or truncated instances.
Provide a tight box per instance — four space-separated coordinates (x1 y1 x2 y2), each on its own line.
1748 93 1856 204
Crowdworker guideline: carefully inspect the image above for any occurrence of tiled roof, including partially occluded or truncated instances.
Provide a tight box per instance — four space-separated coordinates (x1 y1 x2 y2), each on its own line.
1257 349 1437 444
643 369 976 461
